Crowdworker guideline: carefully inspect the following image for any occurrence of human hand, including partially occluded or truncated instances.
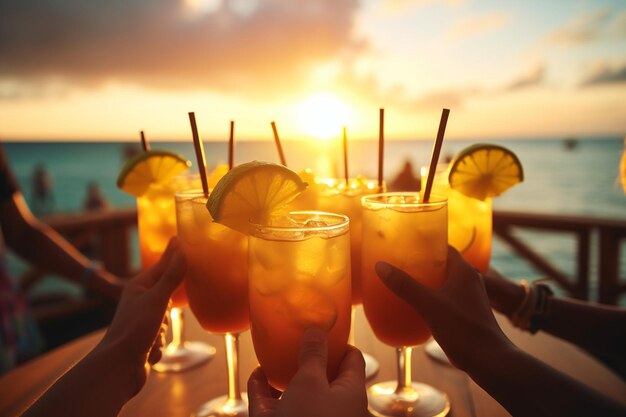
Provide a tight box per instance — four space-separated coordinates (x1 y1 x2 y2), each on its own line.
93 269 127 299
248 328 370 417
375 246 511 371
482 267 526 317
96 237 186 396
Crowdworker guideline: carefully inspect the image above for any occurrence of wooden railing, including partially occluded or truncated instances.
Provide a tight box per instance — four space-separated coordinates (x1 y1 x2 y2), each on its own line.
17 208 137 324
18 208 626 308
41 207 138 278
493 210 626 305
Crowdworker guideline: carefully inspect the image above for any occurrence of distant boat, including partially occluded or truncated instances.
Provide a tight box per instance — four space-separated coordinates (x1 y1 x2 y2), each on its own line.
563 137 578 151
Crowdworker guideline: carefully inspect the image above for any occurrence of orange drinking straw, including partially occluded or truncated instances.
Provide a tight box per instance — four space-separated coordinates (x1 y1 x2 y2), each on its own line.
188 112 209 197
378 108 384 192
270 121 287 166
422 108 450 203
343 126 349 185
140 130 150 151
229 120 235 171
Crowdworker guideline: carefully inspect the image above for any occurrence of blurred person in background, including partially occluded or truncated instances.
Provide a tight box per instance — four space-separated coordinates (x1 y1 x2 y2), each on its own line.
31 163 54 215
0 143 124 373
83 181 110 212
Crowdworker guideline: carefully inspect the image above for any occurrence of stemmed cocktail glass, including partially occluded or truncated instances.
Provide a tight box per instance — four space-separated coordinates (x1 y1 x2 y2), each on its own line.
420 164 492 363
361 192 450 417
137 175 216 373
248 211 352 391
175 190 250 417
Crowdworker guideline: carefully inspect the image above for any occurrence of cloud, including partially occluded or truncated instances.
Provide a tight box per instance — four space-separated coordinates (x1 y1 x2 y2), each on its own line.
444 12 509 42
381 0 467 14
503 65 544 91
332 63 480 112
581 63 626 86
0 0 360 98
545 8 623 45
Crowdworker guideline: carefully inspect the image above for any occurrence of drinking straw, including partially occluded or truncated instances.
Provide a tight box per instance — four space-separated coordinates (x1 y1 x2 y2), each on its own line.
343 126 349 185
188 112 209 197
140 130 150 151
270 121 287 166
422 108 450 203
378 108 384 192
229 120 235 171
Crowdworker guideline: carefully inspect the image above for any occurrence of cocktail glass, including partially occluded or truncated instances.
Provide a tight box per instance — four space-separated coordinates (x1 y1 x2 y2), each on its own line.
420 164 492 364
315 177 383 379
248 211 352 391
361 192 450 417
175 190 250 417
137 175 216 373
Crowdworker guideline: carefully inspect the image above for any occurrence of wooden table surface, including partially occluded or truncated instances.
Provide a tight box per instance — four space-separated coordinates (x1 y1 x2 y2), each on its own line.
2 307 626 417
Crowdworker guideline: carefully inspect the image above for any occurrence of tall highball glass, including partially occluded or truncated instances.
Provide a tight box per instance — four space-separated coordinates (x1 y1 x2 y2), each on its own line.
248 211 352 391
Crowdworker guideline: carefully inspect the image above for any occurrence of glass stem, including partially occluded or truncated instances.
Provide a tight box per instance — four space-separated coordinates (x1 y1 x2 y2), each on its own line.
348 306 356 346
225 333 242 402
395 346 413 395
170 307 185 349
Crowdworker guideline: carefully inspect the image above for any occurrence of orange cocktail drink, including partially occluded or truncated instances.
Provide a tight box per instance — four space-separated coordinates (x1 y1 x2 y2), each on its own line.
175 190 249 334
421 164 492 272
175 189 249 417
315 177 380 305
248 212 352 390
361 192 448 346
137 175 199 307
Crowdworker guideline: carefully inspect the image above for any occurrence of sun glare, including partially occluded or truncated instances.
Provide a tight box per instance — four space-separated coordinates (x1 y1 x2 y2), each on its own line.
295 93 351 141
184 0 221 16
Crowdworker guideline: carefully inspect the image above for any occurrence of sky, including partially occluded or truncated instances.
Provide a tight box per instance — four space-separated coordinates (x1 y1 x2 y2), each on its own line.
0 0 625 142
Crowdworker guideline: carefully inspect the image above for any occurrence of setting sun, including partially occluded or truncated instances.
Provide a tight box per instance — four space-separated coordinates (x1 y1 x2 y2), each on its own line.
294 93 352 141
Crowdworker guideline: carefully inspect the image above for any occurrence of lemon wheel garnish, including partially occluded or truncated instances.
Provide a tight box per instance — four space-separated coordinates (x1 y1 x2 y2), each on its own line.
207 161 308 234
116 150 191 197
448 144 523 201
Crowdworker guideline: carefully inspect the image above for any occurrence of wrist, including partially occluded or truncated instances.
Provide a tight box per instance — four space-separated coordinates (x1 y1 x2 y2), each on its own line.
462 329 517 378
509 280 553 334
88 267 124 299
465 340 526 396
452 322 514 374
483 273 526 316
92 336 144 400
81 261 103 288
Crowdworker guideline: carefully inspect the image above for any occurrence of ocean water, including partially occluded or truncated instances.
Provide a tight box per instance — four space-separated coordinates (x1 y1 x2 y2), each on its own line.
3 137 626 301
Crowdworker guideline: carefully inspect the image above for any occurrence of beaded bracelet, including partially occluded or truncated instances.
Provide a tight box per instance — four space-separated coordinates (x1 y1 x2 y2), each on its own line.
528 282 553 334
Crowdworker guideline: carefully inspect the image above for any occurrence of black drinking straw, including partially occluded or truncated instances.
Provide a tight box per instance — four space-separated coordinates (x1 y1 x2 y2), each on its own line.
343 126 349 185
188 112 209 197
378 108 384 192
422 108 450 203
228 121 235 171
140 130 150 151
270 121 287 166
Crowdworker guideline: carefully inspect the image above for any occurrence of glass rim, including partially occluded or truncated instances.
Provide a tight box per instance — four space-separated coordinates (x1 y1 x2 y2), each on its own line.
361 192 447 209
174 188 210 201
248 211 350 234
316 176 381 184
420 163 450 177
